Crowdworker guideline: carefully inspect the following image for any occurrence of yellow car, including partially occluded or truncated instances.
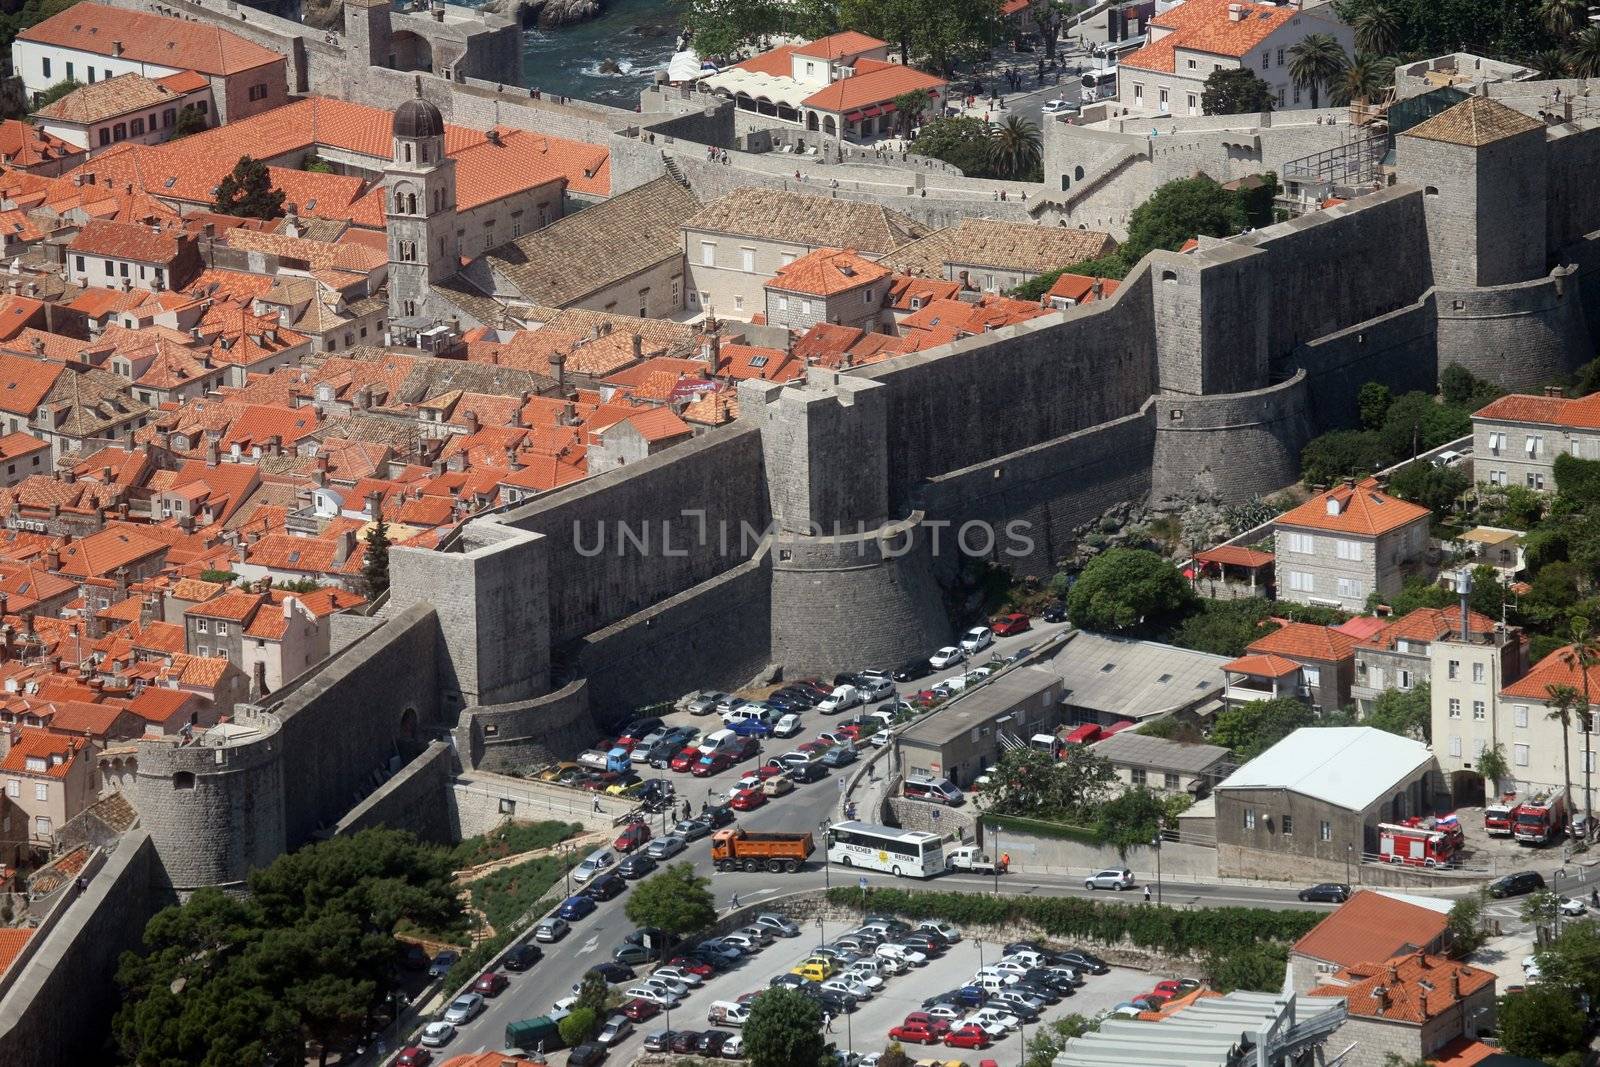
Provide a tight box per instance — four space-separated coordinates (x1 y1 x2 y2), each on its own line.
537 762 582 783
790 960 833 981
762 776 795 798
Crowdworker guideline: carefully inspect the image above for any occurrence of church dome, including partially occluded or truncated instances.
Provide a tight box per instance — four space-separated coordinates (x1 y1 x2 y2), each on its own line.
394 95 445 140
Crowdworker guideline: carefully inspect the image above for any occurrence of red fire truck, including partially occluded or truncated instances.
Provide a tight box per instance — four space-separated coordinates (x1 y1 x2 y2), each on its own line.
1513 787 1567 846
1380 821 1460 868
1485 793 1521 836
1400 813 1464 849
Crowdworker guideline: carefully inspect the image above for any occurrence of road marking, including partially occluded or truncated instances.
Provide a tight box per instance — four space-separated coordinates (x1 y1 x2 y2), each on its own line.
578 935 599 955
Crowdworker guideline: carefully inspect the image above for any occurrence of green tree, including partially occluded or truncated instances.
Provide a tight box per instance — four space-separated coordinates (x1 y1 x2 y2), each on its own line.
28 78 81 112
1531 47 1570 78
1210 698 1315 760
1566 25 1600 77
560 1006 599 1047
988 114 1042 181
1358 381 1392 430
1066 548 1193 635
743 987 829 1067
1299 429 1388 486
1329 53 1392 105
1376 390 1471 462
838 0 922 64
1093 787 1182 855
1476 743 1509 797
891 89 933 136
1521 889 1561 929
303 155 335 174
1541 0 1586 38
1560 616 1597 833
1205 942 1289 993
1236 171 1280 229
1172 599 1280 658
1352 2 1400 54
1445 894 1485 956
1025 1015 1098 1067
1440 363 1479 406
1287 33 1348 108
1385 460 1468 518
171 106 210 139
624 862 717 937
1534 920 1600 1003
1010 254 1130 300
1200 67 1275 115
909 116 996 175
1119 176 1247 264
1366 681 1431 741
363 515 392 601
1545 682 1581 832
213 156 286 220
980 745 1117 821
1499 985 1586 1061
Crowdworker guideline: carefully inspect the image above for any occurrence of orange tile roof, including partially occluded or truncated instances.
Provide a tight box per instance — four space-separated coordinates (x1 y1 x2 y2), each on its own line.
68 219 186 264
0 726 83 778
1502 643 1600 700
55 529 168 579
1276 478 1430 537
770 248 890 296
716 343 804 383
20 3 284 74
1045 273 1121 304
1474 391 1600 430
157 69 210 94
186 589 261 622
1362 607 1496 652
0 120 82 170
1247 621 1357 663
734 43 803 77
0 929 34 978
0 352 70 417
802 63 946 113
1222 652 1301 678
1292 890 1450 968
1194 545 1272 568
0 432 47 461
1305 951 1494 1024
1122 0 1298 74
451 126 609 204
792 30 888 58
45 699 128 736
127 686 199 723
1427 1037 1500 1067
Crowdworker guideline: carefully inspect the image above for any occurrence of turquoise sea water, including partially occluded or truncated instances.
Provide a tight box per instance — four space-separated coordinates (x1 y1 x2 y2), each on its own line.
465 0 683 105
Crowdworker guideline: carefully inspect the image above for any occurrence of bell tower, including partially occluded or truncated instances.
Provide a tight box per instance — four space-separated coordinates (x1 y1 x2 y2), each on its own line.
384 79 457 333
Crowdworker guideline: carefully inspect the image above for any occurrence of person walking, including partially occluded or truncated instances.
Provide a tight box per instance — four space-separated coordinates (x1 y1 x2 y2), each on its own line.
1143 885 1152 904
731 892 740 909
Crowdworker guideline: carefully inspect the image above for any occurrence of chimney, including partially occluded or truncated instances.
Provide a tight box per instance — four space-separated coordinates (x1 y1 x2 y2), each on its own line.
252 659 269 699
155 430 170 451
139 594 157 626
113 39 124 54
1545 384 1565 398
333 527 356 565
1449 969 1461 1002
958 270 972 291
462 409 480 435
1456 568 1473 642
205 440 219 467
1227 2 1244 19
551 350 566 394
46 547 60 572
29 337 43 356
366 491 383 519
1373 985 1389 1014
486 128 502 146
631 333 642 362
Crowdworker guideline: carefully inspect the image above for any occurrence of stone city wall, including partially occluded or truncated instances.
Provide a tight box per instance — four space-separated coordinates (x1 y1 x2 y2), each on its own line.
454 679 598 773
1150 371 1315 503
1435 268 1592 391
1293 299 1440 431
1544 120 1600 254
331 740 457 844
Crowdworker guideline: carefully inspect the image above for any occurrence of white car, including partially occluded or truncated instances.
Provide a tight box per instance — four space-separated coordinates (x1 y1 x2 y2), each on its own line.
654 965 704 988
549 995 578 1022
644 975 691 998
1521 955 1543 981
960 1016 1012 1039
919 919 961 942
728 774 762 797
773 713 803 738
573 849 616 884
929 646 966 669
876 953 910 975
992 959 1030 977
1084 867 1136 890
843 966 885 991
624 985 683 1007
818 685 863 713
1559 896 1588 916
721 932 760 953
960 626 994 653
1040 98 1079 115
924 1003 961 1021
1003 949 1045 968
724 1033 745 1057
974 966 1021 987
822 976 872 1001
877 942 926 966
869 730 892 748
969 1007 1021 1031
443 993 484 1024
419 1021 456 1048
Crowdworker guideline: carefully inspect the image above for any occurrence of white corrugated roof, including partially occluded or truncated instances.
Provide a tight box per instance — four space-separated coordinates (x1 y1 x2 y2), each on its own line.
1213 727 1434 812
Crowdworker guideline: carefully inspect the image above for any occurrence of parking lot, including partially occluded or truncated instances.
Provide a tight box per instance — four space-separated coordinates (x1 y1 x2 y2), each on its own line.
595 919 1159 1064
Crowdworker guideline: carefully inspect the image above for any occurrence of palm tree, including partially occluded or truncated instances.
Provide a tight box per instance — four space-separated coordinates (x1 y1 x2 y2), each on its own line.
1330 53 1394 106
1561 617 1598 837
1546 682 1580 832
1288 34 1349 109
988 115 1042 181
1567 26 1600 79
1540 0 1586 39
1531 48 1570 79
1353 3 1401 57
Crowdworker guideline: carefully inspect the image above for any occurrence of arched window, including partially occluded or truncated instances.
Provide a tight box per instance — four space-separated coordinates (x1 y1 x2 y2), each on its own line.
1424 186 1439 195
405 192 417 214
420 144 429 163
1074 165 1084 180
404 143 413 162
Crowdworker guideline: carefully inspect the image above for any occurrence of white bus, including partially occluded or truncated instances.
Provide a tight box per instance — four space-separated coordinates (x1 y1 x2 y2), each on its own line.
827 821 944 878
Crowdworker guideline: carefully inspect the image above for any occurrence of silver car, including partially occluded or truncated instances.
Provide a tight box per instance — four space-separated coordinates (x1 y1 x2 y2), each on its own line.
442 993 484 1025
535 917 571 942
1084 867 1135 891
645 835 687 860
596 1015 633 1046
755 913 800 937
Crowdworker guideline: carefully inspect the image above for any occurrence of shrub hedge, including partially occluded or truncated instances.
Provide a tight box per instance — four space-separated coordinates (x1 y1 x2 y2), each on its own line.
826 886 1320 956
981 813 1100 844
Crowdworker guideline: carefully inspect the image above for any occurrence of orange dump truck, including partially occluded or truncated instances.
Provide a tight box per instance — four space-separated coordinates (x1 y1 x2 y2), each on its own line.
712 828 815 872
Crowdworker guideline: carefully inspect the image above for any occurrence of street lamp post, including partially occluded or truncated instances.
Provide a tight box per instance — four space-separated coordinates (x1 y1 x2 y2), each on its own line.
562 844 573 898
992 827 1001 895
1151 832 1162 905
1018 1016 1026 1067
1345 843 1352 887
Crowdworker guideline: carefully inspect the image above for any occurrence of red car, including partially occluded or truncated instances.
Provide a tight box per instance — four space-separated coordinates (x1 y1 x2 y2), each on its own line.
944 1025 992 1049
693 752 734 777
397 1049 432 1067
797 739 831 755
614 821 652 852
730 787 767 811
836 723 865 739
888 1022 943 1044
670 746 701 772
668 956 714 977
1133 992 1173 1010
622 997 661 1022
756 764 785 781
1154 978 1199 997
914 689 942 708
992 612 1031 637
727 737 760 761
473 971 508 997
901 1012 950 1037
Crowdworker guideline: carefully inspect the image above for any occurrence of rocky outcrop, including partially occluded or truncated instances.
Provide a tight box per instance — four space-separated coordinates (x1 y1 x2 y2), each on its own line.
301 0 342 30
482 0 602 28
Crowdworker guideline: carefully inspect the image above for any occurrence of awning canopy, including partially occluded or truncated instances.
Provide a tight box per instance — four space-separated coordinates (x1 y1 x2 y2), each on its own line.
700 68 813 110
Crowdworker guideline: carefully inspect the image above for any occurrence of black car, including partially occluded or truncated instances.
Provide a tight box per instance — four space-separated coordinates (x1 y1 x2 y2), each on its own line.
1022 968 1074 994
1055 949 1110 975
1489 871 1547 898
789 761 829 784
809 989 856 1014
576 962 636 988
770 972 814 990
1297 882 1353 904
893 657 933 683
501 943 543 971
615 716 664 742
776 686 821 707
899 933 943 955
1042 601 1068 623
671 1031 704 1054
1003 941 1042 956
1013 979 1064 1003
618 853 658 879
585 872 627 902
833 672 864 687
643 1030 677 1053
568 1043 607 1066
698 1030 733 1056
705 804 737 829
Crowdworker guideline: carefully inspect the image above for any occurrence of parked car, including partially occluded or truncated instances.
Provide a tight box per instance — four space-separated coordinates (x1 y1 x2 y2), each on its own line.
819 686 864 714
790 761 829 784
992 613 1031 636
944 1024 992 1049
1297 882 1352 904
427 950 460 978
763 775 796 797
473 972 509 997
502 943 543 971
960 626 995 653
690 692 731 715
614 822 652 853
443 994 484 1025
889 1020 945 1044
396 1047 433 1067
535 917 570 942
755 913 801 938
418 1021 456 1048
773 713 804 737
893 657 933 682
655 965 705 988
1042 601 1067 623
676 817 713 841
573 849 616 884
643 1028 675 1051
857 675 895 700
596 1015 634 1046
929 647 966 669
694 752 735 777
567 1043 607 1066
559 895 598 921
820 746 859 768
1054 950 1109 975
1040 97 1081 115
618 853 658 879
1490 871 1547 897
1084 868 1135 891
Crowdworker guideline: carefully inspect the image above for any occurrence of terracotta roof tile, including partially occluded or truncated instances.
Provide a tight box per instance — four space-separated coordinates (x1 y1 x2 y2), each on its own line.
0 929 33 978
1221 652 1301 678
68 219 186 264
1292 890 1450 968
20 3 284 75
770 248 889 296
1305 951 1494 1024
1247 621 1357 662
1404 95 1543 148
0 726 84 778
33 73 190 125
1361 607 1496 652
1502 643 1600 700
686 187 927 254
802 62 945 112
0 120 82 170
792 30 888 58
1474 391 1600 430
1122 0 1299 74
1276 478 1430 537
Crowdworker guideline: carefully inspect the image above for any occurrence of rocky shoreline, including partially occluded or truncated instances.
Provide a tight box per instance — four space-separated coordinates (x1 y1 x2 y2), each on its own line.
299 0 608 31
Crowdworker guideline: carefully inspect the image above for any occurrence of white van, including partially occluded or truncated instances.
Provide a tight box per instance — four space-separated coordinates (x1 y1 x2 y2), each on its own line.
707 1000 749 1026
904 775 965 806
698 728 736 755
971 970 1020 994
724 705 775 731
